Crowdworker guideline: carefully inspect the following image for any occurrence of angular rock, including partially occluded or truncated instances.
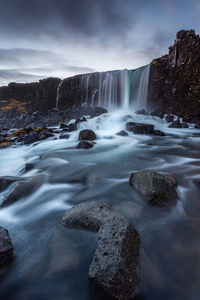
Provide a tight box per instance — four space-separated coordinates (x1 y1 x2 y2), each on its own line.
165 114 174 123
129 170 178 207
135 109 146 115
88 215 140 300
0 226 14 268
168 120 182 128
116 130 128 137
154 130 166 136
0 176 17 192
62 201 113 232
76 141 94 149
79 129 96 141
126 122 154 134
59 133 70 139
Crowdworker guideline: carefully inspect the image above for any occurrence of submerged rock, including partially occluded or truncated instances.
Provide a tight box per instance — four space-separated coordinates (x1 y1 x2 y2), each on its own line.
88 215 140 300
0 176 17 192
154 130 166 136
59 133 70 139
165 114 174 123
168 120 182 128
79 129 96 141
129 170 178 207
116 130 128 137
126 122 154 134
0 226 14 268
76 141 94 149
62 201 113 231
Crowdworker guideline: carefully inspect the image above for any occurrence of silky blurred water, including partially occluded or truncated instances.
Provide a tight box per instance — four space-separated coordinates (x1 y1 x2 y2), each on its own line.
0 110 200 300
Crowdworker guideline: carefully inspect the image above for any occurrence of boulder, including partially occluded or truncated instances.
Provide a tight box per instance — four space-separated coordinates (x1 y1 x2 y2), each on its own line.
165 114 174 123
151 110 164 119
76 141 94 149
154 130 166 136
135 109 146 115
88 215 140 300
0 226 14 268
168 120 182 128
116 130 128 137
126 122 154 134
129 170 178 207
68 123 78 132
62 201 113 232
79 129 96 141
75 117 87 125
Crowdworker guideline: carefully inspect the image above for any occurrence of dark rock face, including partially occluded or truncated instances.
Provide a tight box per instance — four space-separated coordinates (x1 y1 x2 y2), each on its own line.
88 215 140 300
0 227 14 268
116 130 128 137
129 170 178 207
76 141 94 149
79 129 96 141
126 122 154 134
148 30 200 121
62 201 113 232
0 78 61 113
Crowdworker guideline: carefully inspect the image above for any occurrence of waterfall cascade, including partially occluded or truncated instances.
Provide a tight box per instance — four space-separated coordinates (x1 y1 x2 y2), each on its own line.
81 64 150 111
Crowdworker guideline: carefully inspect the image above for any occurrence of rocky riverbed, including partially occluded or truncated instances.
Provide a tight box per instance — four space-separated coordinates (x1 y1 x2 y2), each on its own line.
0 108 200 299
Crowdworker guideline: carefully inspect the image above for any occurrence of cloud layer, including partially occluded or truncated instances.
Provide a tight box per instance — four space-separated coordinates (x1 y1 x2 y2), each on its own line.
0 0 199 85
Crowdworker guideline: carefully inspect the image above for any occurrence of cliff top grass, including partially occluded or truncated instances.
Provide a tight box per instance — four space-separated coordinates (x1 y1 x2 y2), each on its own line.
0 99 27 113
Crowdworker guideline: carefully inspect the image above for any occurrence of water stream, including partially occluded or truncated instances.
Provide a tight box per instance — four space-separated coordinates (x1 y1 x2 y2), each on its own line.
0 68 200 300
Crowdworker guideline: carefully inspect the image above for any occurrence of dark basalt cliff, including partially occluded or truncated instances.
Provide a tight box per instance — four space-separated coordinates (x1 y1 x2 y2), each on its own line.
0 30 200 123
148 30 200 121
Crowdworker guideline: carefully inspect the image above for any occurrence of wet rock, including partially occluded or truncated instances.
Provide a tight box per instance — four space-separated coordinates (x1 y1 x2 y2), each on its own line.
23 133 39 144
116 130 128 137
126 122 154 134
195 124 200 129
0 227 14 268
75 117 87 125
76 141 94 149
68 123 78 132
88 215 140 300
60 123 68 129
182 122 189 128
129 170 178 207
79 129 96 141
90 107 107 118
154 130 166 136
165 114 174 123
0 176 17 192
24 163 34 172
59 133 70 139
1 175 44 207
62 201 113 232
135 109 146 115
151 110 164 119
168 120 182 128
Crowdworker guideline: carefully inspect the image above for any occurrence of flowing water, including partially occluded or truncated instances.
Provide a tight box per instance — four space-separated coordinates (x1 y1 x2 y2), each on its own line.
1 67 200 300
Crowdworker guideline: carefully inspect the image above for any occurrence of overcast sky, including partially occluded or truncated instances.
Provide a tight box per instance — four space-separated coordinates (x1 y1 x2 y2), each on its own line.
0 0 199 85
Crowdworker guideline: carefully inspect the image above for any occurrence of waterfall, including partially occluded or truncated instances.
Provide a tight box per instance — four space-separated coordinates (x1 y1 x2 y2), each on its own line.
129 64 150 110
56 64 150 111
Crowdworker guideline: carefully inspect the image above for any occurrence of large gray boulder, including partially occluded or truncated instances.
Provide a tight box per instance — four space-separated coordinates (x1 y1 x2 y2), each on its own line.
129 170 178 207
88 215 140 300
62 201 113 232
0 226 14 268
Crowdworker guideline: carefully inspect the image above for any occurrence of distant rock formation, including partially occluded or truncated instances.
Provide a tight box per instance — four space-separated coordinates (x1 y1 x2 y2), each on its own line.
148 30 200 121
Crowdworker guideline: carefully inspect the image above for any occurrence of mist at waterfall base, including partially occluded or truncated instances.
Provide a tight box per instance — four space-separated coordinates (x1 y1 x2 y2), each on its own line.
1 66 200 300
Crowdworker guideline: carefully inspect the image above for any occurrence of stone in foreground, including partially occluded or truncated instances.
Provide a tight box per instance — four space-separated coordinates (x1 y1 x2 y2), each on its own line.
0 226 14 268
129 170 178 207
62 201 113 232
79 129 96 141
88 215 140 300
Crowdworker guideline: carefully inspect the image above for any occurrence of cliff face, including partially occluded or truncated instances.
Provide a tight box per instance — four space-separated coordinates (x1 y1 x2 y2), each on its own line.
0 78 61 113
148 30 200 120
